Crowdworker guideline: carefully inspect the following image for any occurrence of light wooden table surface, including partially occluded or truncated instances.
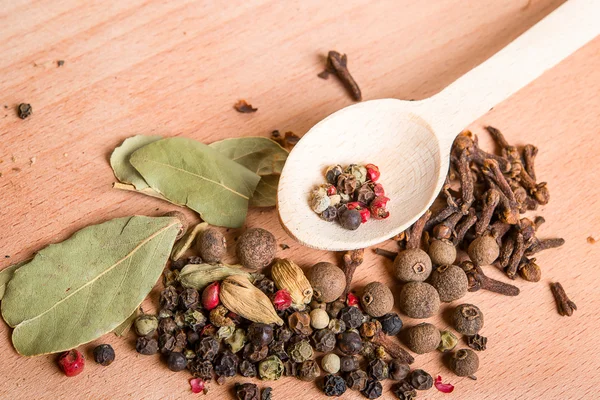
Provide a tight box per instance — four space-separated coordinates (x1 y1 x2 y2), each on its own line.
1 0 599 399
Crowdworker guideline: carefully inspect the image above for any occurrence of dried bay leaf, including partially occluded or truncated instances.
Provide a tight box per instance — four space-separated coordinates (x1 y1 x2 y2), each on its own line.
113 308 140 337
0 259 31 300
1 216 181 356
210 137 288 207
130 137 261 228
110 135 162 190
209 137 288 176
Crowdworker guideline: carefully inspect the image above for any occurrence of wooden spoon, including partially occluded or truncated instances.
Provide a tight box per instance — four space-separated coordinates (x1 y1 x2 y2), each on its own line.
278 0 599 251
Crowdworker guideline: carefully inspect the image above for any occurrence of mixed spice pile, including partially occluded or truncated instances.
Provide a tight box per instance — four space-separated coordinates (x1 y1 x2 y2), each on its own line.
310 163 389 230
0 48 576 400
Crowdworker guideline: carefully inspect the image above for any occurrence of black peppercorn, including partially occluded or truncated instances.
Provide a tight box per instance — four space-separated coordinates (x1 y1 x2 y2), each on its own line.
467 333 488 351
243 343 269 363
338 331 363 355
389 359 410 381
17 103 32 119
136 337 158 355
179 288 200 310
297 359 320 381
93 344 115 366
158 317 177 335
267 340 289 361
340 355 359 372
255 278 276 295
393 381 417 400
187 330 200 345
409 369 433 390
326 165 343 185
320 206 337 221
196 336 219 361
159 333 176 354
345 369 368 391
368 358 389 381
282 360 297 377
339 207 362 230
214 351 239 377
239 360 257 377
322 374 347 396
170 258 187 271
174 328 187 351
247 323 274 347
339 306 364 329
235 382 259 400
276 326 293 342
166 352 187 372
160 286 179 310
189 359 213 380
361 379 383 399
378 313 403 336
261 387 272 400
312 328 336 353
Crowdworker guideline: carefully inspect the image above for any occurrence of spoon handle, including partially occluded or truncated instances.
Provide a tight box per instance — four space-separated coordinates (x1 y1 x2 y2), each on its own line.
429 0 600 150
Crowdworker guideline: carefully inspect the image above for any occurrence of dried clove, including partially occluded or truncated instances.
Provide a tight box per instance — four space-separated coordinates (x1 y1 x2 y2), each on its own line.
234 100 257 113
506 232 525 279
406 210 431 249
433 211 463 241
525 238 565 256
461 261 519 296
373 248 397 261
475 189 500 236
369 330 414 365
340 249 364 298
320 51 362 101
456 150 474 213
522 144 538 181
453 208 477 245
550 282 577 317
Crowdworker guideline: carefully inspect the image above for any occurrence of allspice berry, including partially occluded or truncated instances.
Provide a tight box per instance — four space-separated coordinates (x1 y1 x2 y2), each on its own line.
398 282 440 319
393 249 432 282
197 228 226 263
448 349 479 376
236 228 277 270
309 262 346 303
405 323 441 354
467 235 499 266
428 239 457 266
428 265 468 302
452 304 484 335
360 282 394 317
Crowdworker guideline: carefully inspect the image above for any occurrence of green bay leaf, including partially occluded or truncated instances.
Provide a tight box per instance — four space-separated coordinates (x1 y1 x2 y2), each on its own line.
110 135 162 190
210 137 288 208
1 216 181 356
130 137 261 228
209 137 288 176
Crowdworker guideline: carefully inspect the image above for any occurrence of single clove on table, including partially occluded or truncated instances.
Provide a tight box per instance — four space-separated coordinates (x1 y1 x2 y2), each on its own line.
318 50 362 101
550 282 577 317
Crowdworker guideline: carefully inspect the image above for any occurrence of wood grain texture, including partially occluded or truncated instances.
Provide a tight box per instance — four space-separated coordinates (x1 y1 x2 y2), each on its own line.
1 0 599 399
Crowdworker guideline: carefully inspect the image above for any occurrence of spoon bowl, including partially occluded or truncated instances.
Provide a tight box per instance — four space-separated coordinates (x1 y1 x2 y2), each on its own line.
277 99 446 251
277 0 598 251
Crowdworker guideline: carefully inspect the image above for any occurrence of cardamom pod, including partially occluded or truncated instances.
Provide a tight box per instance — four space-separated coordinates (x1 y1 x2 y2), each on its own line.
179 263 252 290
220 275 283 325
271 258 313 310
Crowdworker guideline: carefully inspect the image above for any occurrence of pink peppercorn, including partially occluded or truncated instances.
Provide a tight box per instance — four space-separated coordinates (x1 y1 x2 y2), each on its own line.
58 349 85 377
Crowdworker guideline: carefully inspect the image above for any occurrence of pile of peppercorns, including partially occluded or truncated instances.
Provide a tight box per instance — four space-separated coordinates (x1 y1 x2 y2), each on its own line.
310 164 390 230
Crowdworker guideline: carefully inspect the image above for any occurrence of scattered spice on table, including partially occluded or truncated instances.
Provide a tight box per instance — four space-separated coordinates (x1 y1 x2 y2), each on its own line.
57 60 65 67
17 103 32 119
318 50 362 101
234 100 257 113
550 282 577 316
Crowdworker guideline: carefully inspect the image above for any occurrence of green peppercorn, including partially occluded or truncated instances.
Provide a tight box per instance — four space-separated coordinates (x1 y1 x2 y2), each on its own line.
258 355 284 380
438 330 459 352
288 340 314 363
134 314 159 337
225 328 247 353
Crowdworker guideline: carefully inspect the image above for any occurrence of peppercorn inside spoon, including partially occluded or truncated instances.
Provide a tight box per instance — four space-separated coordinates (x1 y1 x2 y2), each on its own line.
277 0 599 251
